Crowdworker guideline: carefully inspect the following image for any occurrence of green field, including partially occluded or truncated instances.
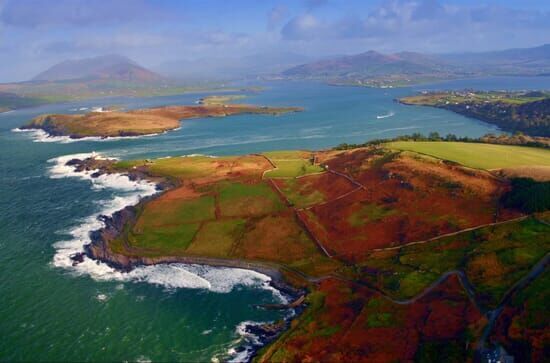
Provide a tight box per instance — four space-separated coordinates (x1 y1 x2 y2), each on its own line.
277 179 326 208
388 142 550 169
129 223 200 251
218 181 284 217
186 219 246 257
136 196 215 227
263 150 324 178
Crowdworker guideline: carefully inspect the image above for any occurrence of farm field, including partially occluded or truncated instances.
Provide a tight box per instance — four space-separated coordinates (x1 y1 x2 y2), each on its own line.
388 142 550 169
263 150 324 178
78 141 550 362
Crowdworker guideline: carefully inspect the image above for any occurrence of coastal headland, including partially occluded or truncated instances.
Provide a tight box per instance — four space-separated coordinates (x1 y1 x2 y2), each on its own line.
64 140 550 362
399 90 550 137
21 99 302 139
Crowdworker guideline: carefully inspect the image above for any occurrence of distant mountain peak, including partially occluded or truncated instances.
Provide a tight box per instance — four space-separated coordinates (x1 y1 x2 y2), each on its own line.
32 54 161 82
282 49 448 78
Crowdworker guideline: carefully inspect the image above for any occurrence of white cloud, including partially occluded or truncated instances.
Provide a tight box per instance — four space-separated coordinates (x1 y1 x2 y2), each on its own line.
280 0 550 52
281 14 322 40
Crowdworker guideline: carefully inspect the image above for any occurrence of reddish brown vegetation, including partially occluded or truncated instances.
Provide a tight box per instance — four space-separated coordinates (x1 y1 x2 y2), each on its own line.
297 150 521 261
263 275 486 362
491 306 549 363
273 170 358 205
25 104 302 138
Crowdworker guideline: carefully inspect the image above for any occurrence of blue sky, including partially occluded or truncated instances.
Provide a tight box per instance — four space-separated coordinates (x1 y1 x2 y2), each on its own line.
0 0 549 82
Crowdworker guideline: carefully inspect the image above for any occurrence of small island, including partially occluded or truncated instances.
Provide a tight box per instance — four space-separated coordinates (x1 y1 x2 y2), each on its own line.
63 138 550 362
399 90 550 137
198 94 247 105
21 101 302 139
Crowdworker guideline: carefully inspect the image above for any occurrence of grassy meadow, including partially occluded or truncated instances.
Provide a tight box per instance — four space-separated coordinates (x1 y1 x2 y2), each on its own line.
388 141 550 169
263 150 324 178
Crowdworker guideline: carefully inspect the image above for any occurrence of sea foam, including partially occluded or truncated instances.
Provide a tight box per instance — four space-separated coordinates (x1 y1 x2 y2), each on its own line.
48 152 282 296
12 128 165 143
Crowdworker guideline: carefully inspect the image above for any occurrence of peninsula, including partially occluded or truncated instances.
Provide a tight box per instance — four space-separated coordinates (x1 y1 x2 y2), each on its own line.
399 90 550 137
65 139 550 362
20 102 302 138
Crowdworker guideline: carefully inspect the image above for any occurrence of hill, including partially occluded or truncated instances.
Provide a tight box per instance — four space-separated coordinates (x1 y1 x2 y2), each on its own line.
282 50 450 78
32 54 163 82
443 44 550 75
62 141 550 362
282 44 550 86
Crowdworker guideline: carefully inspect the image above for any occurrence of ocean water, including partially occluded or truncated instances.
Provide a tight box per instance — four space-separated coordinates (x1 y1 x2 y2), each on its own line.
1 77 549 362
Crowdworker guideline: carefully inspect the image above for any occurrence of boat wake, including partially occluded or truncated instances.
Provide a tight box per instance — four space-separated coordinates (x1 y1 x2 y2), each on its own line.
376 111 395 119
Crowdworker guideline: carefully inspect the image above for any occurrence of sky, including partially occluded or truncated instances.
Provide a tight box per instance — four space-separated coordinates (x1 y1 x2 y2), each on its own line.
0 0 549 82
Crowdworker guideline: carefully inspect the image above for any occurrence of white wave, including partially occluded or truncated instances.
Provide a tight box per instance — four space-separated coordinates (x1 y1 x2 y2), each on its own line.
226 321 264 363
182 154 218 158
12 127 166 143
376 111 395 119
235 321 263 345
48 152 282 297
135 356 152 363
95 293 109 302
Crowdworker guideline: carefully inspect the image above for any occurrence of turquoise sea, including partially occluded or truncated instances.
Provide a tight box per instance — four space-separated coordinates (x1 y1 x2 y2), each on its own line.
1 77 549 362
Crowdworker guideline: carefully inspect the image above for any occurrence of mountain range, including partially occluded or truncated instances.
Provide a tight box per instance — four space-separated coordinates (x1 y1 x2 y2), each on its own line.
21 44 550 84
1 44 549 111
282 44 550 80
282 50 452 78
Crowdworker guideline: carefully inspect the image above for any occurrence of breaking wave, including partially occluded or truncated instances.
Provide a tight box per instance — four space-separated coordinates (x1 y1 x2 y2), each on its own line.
48 152 284 297
12 128 166 143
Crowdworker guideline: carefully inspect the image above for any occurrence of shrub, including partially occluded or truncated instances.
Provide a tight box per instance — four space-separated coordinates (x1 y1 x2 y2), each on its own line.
501 178 550 213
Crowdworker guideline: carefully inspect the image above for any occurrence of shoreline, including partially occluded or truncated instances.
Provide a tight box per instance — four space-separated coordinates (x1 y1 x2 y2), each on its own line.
16 124 178 140
63 155 307 362
12 127 171 143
